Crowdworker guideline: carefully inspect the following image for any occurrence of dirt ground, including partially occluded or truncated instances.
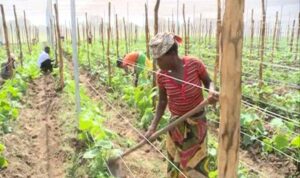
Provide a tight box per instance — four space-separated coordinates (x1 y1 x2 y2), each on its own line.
0 74 75 178
79 71 167 178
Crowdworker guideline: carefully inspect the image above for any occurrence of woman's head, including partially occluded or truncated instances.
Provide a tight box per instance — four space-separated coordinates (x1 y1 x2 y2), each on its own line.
149 32 182 70
156 43 178 70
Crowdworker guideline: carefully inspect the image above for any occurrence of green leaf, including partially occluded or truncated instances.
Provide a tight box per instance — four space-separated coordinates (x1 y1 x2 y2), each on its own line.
273 134 289 150
290 136 300 148
0 156 8 168
83 148 99 159
0 144 5 152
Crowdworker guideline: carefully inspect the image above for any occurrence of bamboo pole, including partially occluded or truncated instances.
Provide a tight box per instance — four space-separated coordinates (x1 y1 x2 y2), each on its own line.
77 19 80 47
0 4 13 76
259 0 266 88
250 9 254 58
107 2 112 86
101 18 105 61
153 0 160 108
187 17 190 54
145 3 150 60
182 4 187 55
199 14 202 43
85 13 90 69
54 21 58 67
214 0 221 83
289 19 296 52
154 0 160 35
54 4 64 89
208 20 212 45
123 17 128 54
218 0 244 177
295 13 300 60
23 10 31 54
271 11 278 62
13 5 23 67
286 23 290 44
10 23 14 52
116 14 120 57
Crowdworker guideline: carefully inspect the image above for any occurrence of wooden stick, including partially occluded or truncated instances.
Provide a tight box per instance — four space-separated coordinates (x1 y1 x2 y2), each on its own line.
259 0 266 89
85 12 90 70
13 5 23 67
208 20 212 45
54 4 64 89
153 0 160 108
214 0 221 83
145 3 150 60
123 17 128 54
23 10 31 54
289 19 296 52
271 11 278 62
101 18 105 61
107 2 112 86
154 0 160 35
0 4 13 75
295 13 300 60
53 20 58 67
182 3 187 55
250 9 254 59
286 23 290 44
77 19 80 47
116 14 120 57
187 17 190 54
218 0 244 177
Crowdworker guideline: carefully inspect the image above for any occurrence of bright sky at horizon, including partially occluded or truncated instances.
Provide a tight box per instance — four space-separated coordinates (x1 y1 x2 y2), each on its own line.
0 0 299 27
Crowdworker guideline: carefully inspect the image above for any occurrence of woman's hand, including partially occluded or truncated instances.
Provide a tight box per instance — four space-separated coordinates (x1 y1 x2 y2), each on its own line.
208 90 219 105
144 125 156 139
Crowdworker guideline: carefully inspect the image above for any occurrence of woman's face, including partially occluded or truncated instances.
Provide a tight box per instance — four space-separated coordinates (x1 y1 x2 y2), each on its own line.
157 54 174 71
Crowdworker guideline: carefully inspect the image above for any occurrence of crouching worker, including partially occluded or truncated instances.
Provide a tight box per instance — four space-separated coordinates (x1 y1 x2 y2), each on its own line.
1 54 15 80
117 52 152 87
38 46 53 73
145 32 219 178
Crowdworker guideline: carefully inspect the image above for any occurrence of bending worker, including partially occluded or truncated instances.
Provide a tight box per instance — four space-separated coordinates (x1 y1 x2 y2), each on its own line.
117 52 152 87
145 32 218 178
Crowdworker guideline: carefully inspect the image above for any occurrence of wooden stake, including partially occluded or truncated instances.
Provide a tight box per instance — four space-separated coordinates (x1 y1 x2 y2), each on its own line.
23 10 31 54
187 17 190 54
208 20 212 45
214 0 221 83
54 4 64 89
259 0 266 88
123 17 128 53
218 0 244 177
153 0 160 108
107 2 112 86
13 5 23 67
10 23 14 53
85 12 90 69
116 14 120 57
271 11 278 62
53 21 58 67
77 19 80 47
289 19 296 52
182 4 187 55
154 0 160 35
0 4 13 75
286 23 290 44
101 18 105 61
145 3 150 60
250 9 254 58
295 13 300 60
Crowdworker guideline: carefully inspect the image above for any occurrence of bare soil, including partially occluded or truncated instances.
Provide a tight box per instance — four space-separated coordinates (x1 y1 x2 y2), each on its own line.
0 74 74 178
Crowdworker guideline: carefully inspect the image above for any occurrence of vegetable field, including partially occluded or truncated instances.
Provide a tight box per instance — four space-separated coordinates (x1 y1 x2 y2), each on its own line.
0 0 299 178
